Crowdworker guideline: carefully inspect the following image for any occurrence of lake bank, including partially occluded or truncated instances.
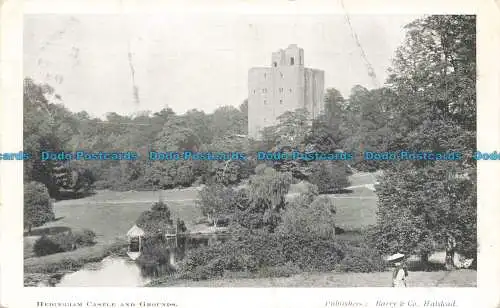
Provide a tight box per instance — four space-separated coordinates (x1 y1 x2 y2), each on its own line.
24 240 127 286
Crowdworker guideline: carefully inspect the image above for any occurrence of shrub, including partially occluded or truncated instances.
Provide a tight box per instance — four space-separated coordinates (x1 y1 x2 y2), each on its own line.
178 230 344 280
24 181 55 233
278 233 343 272
32 229 97 257
335 244 386 273
278 195 336 239
309 161 350 193
33 236 64 256
73 229 96 246
136 200 174 235
193 216 210 225
50 232 76 251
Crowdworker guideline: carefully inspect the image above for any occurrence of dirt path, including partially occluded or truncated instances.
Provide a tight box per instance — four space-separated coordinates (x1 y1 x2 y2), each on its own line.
151 270 476 287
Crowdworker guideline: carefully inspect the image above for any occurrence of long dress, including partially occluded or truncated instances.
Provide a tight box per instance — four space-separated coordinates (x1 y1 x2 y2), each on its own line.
392 267 407 287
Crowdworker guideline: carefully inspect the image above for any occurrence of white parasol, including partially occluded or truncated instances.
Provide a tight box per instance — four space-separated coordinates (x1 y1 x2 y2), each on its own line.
387 253 405 262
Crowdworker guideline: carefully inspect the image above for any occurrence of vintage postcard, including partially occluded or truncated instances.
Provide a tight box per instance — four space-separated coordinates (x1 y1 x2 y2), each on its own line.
1 0 500 307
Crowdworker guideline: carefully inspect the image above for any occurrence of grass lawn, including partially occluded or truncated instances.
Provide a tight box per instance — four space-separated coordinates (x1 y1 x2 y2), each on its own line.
151 270 476 287
58 187 200 205
24 173 379 259
40 199 202 244
330 190 377 230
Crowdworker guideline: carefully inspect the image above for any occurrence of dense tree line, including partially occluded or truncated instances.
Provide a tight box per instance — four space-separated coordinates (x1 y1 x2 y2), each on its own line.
23 81 250 197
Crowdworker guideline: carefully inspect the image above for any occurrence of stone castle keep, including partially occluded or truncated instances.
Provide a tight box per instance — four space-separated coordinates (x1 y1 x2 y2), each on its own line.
248 44 325 140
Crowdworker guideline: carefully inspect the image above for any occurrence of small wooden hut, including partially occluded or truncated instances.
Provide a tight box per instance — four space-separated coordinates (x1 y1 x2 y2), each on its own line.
126 224 145 260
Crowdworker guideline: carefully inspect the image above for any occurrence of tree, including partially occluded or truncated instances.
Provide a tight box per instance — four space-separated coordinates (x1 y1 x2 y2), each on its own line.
210 105 247 139
371 15 476 270
262 108 311 149
244 168 293 232
23 78 64 197
197 184 240 226
136 200 174 235
24 181 55 233
386 15 476 139
154 116 201 152
372 161 476 268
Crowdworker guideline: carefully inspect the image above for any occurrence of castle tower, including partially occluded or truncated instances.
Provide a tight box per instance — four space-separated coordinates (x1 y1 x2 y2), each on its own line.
248 44 325 140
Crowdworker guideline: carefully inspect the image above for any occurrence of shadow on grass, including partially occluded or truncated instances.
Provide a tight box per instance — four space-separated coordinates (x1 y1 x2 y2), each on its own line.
317 189 355 195
336 188 355 194
406 260 446 272
24 226 71 237
55 190 96 201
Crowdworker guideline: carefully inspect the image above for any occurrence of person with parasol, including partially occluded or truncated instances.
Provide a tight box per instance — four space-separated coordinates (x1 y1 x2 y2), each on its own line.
387 253 408 287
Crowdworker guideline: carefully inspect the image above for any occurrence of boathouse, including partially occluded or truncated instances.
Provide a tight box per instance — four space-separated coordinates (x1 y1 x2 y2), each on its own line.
126 224 145 260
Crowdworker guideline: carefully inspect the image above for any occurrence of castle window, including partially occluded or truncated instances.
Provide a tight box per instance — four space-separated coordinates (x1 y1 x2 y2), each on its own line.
280 72 284 78
290 57 294 65
273 62 277 67
289 88 292 93
280 99 283 104
264 73 267 79
263 100 267 104
279 88 284 93
262 88 267 94
253 89 256 94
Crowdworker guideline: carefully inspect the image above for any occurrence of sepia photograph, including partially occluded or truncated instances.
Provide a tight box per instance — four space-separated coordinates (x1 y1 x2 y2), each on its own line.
20 11 479 289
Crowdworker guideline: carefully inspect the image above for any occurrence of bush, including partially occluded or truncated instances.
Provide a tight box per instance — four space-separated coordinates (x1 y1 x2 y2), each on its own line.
309 161 350 193
33 235 64 256
32 229 97 257
193 216 210 225
278 195 336 240
51 232 76 251
73 229 96 246
24 181 55 233
279 233 343 272
178 230 344 280
335 244 386 273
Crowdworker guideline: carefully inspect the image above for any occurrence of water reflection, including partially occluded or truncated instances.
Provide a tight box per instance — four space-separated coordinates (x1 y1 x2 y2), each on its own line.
57 256 151 287
56 234 229 287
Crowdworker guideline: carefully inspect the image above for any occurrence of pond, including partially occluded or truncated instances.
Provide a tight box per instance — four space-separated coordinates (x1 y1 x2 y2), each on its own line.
55 234 230 287
57 256 150 287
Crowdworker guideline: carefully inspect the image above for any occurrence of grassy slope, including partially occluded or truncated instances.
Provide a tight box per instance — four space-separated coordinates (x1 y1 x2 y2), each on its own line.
35 187 202 243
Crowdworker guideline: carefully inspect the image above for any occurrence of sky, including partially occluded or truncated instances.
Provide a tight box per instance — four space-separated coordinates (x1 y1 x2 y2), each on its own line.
24 14 421 118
